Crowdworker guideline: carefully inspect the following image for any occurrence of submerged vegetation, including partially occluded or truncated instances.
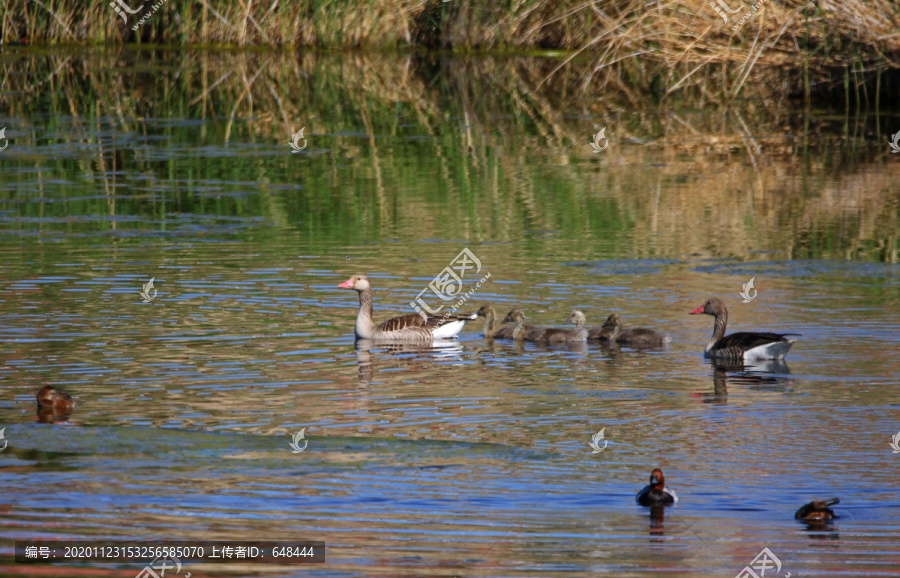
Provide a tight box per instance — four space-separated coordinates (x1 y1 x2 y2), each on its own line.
3 1 900 101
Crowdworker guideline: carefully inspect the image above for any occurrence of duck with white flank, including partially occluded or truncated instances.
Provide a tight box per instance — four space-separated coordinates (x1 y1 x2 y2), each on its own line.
636 468 678 507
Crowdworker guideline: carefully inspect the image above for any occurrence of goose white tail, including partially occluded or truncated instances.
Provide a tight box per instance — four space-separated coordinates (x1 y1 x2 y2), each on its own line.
431 319 467 339
744 339 795 361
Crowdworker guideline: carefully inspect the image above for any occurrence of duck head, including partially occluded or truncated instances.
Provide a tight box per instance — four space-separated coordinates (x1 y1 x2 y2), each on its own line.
36 386 56 407
649 468 666 490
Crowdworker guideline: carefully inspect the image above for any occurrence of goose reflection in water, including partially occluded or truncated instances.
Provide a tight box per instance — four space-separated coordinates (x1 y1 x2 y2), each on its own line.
354 338 465 386
696 359 793 403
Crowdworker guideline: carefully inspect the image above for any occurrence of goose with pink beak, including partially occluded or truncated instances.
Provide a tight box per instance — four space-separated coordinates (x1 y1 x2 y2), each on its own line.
339 275 476 342
689 297 798 361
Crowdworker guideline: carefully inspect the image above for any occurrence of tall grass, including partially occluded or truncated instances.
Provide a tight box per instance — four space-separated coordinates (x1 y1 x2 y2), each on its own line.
4 1 900 100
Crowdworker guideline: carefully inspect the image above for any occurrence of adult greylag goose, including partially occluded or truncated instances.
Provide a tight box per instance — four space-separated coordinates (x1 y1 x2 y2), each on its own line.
339 275 476 341
476 305 514 339
689 297 797 361
566 310 616 342
603 313 669 348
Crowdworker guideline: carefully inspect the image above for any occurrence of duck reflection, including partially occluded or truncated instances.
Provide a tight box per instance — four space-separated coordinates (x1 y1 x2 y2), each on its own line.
648 505 667 536
355 338 465 386
799 518 840 540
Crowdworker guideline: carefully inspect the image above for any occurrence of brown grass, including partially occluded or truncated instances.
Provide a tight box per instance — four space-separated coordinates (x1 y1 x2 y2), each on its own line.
3 0 900 101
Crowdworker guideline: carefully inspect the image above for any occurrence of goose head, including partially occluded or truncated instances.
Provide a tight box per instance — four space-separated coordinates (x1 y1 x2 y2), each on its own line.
566 310 586 327
502 308 526 325
339 275 371 292
476 305 496 318
689 297 727 317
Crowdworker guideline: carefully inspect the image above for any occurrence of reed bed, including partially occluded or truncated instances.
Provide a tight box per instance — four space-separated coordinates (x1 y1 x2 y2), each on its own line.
3 1 900 100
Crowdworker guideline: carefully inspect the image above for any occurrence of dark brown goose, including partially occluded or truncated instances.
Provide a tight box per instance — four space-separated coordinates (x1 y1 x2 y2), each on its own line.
602 313 669 348
476 305 515 339
339 275 476 342
689 297 797 361
566 310 617 341
795 498 839 521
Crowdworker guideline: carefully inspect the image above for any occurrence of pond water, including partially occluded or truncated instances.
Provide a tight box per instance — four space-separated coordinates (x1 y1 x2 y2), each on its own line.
1 48 899 577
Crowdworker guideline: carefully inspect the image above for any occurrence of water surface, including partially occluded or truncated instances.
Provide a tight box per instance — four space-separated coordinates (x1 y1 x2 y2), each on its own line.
1 48 899 577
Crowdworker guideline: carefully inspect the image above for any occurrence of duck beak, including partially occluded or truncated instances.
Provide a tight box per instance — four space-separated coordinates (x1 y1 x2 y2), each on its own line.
689 305 705 315
649 475 659 486
338 278 354 289
501 315 511 323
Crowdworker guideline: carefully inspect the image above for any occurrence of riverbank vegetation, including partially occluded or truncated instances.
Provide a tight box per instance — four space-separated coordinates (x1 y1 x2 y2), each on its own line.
4 1 900 102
